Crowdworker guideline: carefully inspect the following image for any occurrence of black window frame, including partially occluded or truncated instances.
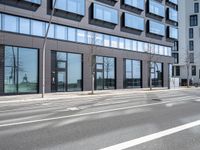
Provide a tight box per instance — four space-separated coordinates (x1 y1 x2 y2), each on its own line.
190 15 198 26
194 2 199 13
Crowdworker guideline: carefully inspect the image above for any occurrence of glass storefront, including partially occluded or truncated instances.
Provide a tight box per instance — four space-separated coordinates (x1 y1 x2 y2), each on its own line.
150 62 163 87
51 51 82 92
4 46 38 94
124 59 142 88
95 56 116 90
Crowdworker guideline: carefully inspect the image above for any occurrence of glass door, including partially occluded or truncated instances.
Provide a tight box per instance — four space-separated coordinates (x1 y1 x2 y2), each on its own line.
95 63 104 90
57 71 66 92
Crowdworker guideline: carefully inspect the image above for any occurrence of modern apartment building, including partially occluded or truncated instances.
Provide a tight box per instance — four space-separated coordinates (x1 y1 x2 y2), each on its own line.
0 0 177 95
173 0 199 85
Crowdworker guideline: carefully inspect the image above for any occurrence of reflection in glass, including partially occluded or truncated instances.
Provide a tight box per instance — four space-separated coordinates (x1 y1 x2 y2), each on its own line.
124 13 144 31
54 0 85 15
31 20 44 36
55 25 67 40
68 53 82 91
93 3 118 24
124 59 141 88
57 71 66 92
20 18 30 34
68 27 76 42
3 14 18 32
52 51 82 92
4 46 38 93
4 46 18 93
151 62 163 87
95 56 116 90
18 48 38 93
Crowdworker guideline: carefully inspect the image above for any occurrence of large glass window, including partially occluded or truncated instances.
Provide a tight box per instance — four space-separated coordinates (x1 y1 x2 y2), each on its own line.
168 26 178 39
110 36 118 48
51 51 82 92
4 46 38 94
0 13 171 57
124 13 144 31
95 33 103 46
149 0 165 17
119 38 125 49
46 24 55 38
95 56 116 90
124 0 144 10
19 18 30 34
124 59 142 88
68 27 76 42
18 48 38 93
125 39 132 50
150 62 163 87
31 20 45 36
55 25 67 40
93 3 118 24
168 8 178 22
149 20 165 36
104 35 110 47
77 29 87 43
68 53 82 91
2 14 18 32
54 0 85 15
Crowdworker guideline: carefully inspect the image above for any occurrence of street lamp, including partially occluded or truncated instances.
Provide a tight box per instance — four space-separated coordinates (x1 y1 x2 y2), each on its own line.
42 0 57 98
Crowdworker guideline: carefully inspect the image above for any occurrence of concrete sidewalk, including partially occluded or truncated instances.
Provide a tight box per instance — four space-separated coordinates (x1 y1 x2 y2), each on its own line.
0 87 196 104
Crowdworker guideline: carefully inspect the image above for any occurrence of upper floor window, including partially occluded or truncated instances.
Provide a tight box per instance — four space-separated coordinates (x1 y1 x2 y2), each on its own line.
54 0 85 16
189 28 193 39
192 66 196 76
148 0 165 17
189 53 194 63
194 3 199 13
167 8 178 22
167 0 178 5
124 0 144 10
124 13 144 31
168 26 178 39
190 15 198 26
189 40 194 51
148 20 165 36
93 3 118 24
24 0 41 4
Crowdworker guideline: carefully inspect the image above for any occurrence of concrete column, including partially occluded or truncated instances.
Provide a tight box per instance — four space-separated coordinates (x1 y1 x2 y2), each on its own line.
83 53 92 91
163 63 169 88
142 60 149 88
116 57 124 89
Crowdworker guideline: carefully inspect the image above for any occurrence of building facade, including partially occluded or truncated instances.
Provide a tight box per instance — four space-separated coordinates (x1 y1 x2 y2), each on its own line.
0 0 177 95
173 0 199 85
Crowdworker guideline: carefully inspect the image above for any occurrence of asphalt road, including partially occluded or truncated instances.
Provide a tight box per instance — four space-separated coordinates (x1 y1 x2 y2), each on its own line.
0 89 200 150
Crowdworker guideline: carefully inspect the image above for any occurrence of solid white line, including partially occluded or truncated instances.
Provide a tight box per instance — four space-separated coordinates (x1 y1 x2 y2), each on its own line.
0 98 198 128
100 120 200 150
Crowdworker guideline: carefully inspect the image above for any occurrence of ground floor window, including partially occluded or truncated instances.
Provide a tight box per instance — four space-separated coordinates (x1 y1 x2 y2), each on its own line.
150 62 163 87
4 46 38 93
95 56 116 90
51 51 82 92
124 59 142 88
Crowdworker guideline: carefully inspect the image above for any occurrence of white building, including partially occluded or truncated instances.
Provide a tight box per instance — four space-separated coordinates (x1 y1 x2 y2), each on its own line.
173 0 200 85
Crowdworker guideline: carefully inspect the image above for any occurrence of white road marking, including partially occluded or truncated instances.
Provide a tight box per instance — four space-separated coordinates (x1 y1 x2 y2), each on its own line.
100 120 200 150
0 98 198 128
